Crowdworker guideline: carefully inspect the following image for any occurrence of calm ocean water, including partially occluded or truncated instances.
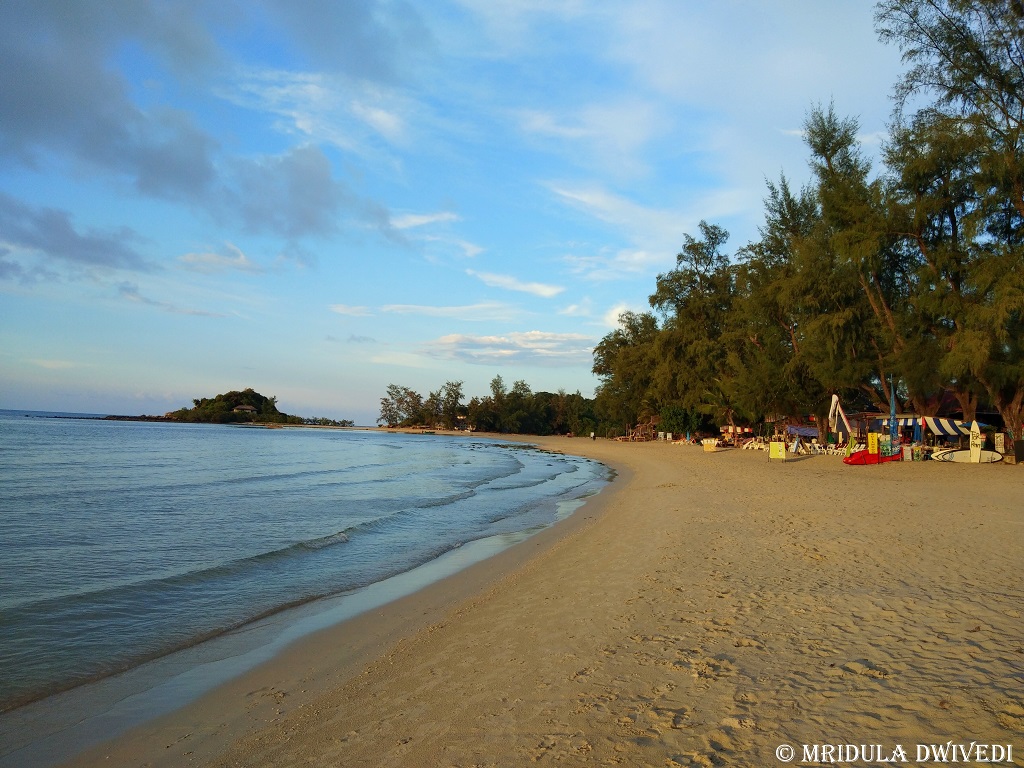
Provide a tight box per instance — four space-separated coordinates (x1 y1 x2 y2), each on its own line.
0 411 608 713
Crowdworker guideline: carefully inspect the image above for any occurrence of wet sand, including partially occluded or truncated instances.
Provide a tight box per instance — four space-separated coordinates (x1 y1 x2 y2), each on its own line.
65 437 1023 767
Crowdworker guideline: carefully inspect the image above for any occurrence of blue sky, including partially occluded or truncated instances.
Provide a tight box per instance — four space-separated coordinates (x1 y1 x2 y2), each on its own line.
1 1 906 425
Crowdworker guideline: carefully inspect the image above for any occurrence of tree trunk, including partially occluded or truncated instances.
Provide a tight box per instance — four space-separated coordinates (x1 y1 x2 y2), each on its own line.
953 389 978 423
998 393 1024 441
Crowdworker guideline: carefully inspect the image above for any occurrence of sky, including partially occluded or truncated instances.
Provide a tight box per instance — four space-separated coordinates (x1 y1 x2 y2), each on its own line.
0 0 908 425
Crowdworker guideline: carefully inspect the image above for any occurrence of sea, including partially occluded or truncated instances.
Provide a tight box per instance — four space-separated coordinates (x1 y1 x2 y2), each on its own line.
0 410 608 765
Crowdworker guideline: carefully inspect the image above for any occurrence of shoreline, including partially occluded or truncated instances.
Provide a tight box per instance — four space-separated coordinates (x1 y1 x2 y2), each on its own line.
0 433 613 768
16 437 1024 766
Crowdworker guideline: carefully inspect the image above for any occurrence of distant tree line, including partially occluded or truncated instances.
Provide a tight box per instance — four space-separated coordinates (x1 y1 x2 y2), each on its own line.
595 0 1024 440
378 376 606 436
302 416 356 427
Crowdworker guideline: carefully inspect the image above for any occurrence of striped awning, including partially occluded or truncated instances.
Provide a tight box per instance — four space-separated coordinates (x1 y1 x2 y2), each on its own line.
923 417 972 437
882 417 921 427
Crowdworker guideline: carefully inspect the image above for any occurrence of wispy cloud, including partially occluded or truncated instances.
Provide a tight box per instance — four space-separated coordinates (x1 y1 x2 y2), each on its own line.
547 184 681 238
518 109 590 139
454 239 484 258
179 243 262 274
118 282 225 317
427 330 594 367
558 298 593 317
330 304 373 316
466 269 563 298
392 211 460 229
563 248 669 282
381 302 522 322
29 358 76 370
421 235 483 259
518 99 666 178
228 69 414 159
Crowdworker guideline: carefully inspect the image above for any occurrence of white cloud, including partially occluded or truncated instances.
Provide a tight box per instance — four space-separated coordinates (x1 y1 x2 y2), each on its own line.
330 304 373 316
227 68 415 162
602 302 643 328
454 239 484 258
466 269 563 298
547 184 683 239
381 302 522 322
428 330 594 366
392 211 461 229
419 235 483 259
563 247 669 282
350 99 404 142
519 100 666 178
518 109 589 139
118 282 225 317
179 243 262 274
558 298 592 317
30 359 76 370
449 0 591 55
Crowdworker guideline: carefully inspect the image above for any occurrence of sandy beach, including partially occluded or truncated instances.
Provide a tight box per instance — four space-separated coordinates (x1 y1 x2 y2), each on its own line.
65 437 1022 767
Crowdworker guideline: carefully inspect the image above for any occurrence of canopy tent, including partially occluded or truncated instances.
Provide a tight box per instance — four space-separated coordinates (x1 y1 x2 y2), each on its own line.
882 416 981 437
924 417 972 436
881 416 922 428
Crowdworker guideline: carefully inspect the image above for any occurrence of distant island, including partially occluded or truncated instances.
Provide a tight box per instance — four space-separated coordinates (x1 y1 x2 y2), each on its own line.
100 388 354 427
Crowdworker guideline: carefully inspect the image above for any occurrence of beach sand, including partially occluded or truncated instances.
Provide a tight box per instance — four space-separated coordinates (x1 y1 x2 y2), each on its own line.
66 438 1023 767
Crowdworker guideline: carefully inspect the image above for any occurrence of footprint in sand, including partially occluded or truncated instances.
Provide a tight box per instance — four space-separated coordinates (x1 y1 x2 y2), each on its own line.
686 655 735 681
841 660 892 679
997 701 1024 731
572 667 595 681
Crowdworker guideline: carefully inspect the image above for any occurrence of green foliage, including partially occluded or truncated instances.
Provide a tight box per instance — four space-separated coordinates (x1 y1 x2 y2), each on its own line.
170 388 303 424
382 379 601 436
589 2 1024 436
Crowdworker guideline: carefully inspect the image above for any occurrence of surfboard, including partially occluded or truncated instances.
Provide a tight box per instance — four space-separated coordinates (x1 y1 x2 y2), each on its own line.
931 448 1003 463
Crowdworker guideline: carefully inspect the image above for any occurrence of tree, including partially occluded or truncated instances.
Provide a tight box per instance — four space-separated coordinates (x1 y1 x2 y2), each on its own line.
648 222 737 417
172 388 299 424
732 175 832 423
877 0 1024 435
440 380 464 430
593 310 660 434
377 384 425 427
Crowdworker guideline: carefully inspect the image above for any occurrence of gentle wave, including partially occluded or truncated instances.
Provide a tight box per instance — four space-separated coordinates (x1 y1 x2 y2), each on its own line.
3 486 485 614
0 421 608 712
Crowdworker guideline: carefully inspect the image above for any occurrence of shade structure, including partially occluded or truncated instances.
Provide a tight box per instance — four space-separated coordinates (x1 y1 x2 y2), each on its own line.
923 416 972 437
882 417 922 428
